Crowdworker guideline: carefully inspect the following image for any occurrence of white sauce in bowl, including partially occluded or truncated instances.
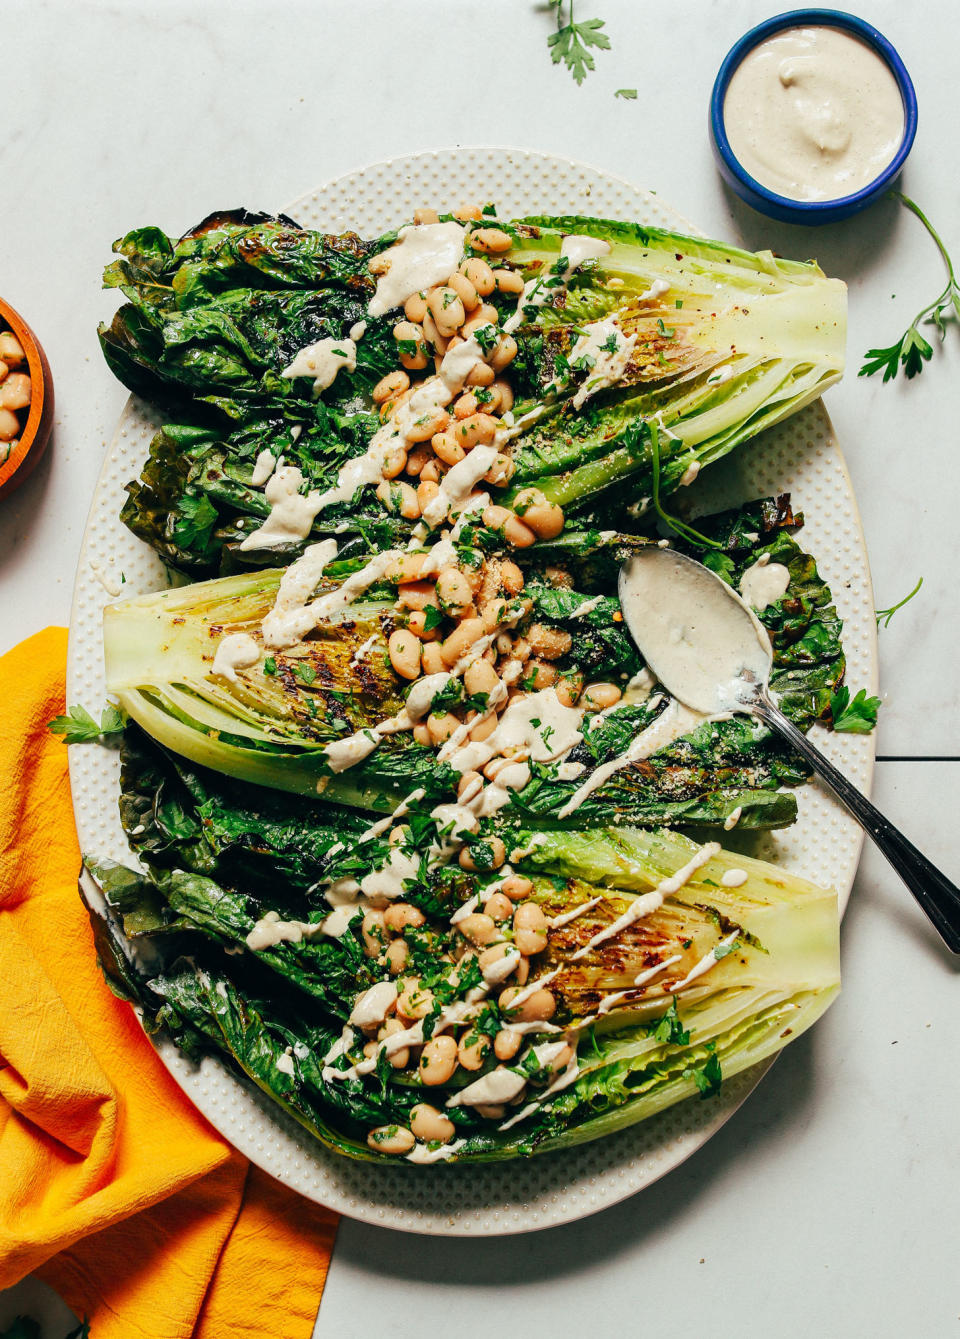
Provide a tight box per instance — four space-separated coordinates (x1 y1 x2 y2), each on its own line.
723 26 904 202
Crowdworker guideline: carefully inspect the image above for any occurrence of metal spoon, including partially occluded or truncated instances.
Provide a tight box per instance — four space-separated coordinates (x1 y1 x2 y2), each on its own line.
619 547 960 953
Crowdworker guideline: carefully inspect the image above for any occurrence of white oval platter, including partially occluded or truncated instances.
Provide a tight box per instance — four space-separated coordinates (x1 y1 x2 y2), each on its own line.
68 147 876 1236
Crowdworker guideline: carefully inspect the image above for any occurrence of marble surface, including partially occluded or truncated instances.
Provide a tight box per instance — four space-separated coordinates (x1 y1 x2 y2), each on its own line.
2 1 958 1335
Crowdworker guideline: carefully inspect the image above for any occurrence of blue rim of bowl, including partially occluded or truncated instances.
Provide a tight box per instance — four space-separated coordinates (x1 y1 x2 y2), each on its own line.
710 9 918 217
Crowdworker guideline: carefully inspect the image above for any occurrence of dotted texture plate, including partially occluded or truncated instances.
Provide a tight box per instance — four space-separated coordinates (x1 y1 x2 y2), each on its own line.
68 148 877 1236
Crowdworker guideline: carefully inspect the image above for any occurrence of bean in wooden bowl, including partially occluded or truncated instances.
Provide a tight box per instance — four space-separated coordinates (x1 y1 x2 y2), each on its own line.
0 297 54 500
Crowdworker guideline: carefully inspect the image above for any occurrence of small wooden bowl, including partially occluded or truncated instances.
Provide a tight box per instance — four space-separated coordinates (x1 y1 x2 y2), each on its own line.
0 297 55 499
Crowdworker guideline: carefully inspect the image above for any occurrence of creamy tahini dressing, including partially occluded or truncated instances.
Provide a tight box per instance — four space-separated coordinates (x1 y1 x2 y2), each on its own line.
723 26 905 202
247 322 518 551
239 465 323 551
90 561 124 597
560 235 612 270
567 318 637 409
445 1065 527 1109
367 221 466 317
503 234 611 334
482 947 522 985
549 896 601 930
721 867 749 888
358 847 420 901
211 632 260 682
251 449 277 486
421 443 499 528
668 930 739 992
298 327 497 532
262 539 339 649
246 909 319 951
443 686 583 777
634 953 682 987
282 337 357 396
497 1046 580 1131
568 594 604 619
570 843 720 961
323 728 381 773
557 696 703 819
350 633 379 666
739 555 791 612
679 459 701 487
638 278 670 302
349 980 398 1027
406 1139 467 1164
619 550 773 715
320 903 364 939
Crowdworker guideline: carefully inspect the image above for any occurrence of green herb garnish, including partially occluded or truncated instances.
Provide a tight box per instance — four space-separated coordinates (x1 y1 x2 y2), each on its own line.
860 192 960 382
547 0 611 84
876 576 923 628
649 421 723 551
651 997 690 1046
49 704 126 745
684 1042 723 1098
829 685 881 734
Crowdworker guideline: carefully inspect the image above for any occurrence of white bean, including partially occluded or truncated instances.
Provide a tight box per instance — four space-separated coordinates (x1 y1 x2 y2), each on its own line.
367 1124 416 1154
388 628 422 679
419 1035 458 1085
410 1103 455 1142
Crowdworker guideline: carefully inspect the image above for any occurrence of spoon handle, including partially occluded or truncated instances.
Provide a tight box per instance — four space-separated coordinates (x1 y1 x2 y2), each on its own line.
753 695 960 954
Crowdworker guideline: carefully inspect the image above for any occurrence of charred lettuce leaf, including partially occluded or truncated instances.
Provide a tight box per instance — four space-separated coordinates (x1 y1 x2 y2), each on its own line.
81 818 839 1164
106 498 845 832
102 209 845 576
101 212 386 406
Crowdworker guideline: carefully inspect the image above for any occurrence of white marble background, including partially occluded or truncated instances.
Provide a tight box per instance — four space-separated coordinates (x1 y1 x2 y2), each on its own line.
2 2 958 1336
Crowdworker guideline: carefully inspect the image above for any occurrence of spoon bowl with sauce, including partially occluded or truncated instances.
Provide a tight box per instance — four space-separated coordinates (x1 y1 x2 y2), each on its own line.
619 547 960 953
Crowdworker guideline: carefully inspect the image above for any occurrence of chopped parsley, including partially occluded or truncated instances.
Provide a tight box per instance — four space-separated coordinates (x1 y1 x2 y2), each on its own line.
651 996 690 1046
684 1042 723 1098
473 323 498 354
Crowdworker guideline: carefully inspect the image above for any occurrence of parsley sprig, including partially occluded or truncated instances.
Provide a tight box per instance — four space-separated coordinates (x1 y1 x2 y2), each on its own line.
547 0 610 85
860 193 960 383
829 686 881 734
648 421 723 551
875 576 923 628
48 704 126 745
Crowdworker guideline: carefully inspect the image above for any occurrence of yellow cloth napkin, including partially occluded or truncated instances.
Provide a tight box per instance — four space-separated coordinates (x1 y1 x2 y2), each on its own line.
0 628 338 1338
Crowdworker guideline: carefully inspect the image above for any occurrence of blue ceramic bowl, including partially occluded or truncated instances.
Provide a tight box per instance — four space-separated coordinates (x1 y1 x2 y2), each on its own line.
710 9 917 225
